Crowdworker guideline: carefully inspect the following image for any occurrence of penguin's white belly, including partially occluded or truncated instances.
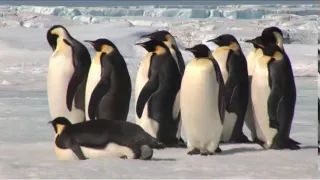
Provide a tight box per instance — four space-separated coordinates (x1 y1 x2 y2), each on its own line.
47 51 84 124
251 67 277 148
246 51 256 76
244 51 263 139
180 60 222 152
54 142 135 160
212 49 237 142
85 62 102 120
244 76 257 139
135 54 159 138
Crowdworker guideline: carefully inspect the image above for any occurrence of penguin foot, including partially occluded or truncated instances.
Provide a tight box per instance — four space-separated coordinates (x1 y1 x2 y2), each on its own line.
150 141 165 150
187 148 200 155
208 152 214 156
215 147 222 153
252 138 266 149
271 138 300 150
120 155 128 159
200 152 208 156
161 138 187 148
230 133 252 143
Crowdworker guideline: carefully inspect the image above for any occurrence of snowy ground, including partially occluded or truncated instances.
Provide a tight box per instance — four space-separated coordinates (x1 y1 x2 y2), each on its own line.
0 3 318 179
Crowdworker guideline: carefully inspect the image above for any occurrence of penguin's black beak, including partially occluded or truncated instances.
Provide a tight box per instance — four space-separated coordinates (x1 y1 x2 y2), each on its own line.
244 39 255 44
47 121 53 124
84 40 95 46
185 48 195 52
206 38 219 43
140 34 152 39
135 42 147 48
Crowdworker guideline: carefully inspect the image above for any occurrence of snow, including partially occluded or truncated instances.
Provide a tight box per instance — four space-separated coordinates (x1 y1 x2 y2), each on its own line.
0 3 318 179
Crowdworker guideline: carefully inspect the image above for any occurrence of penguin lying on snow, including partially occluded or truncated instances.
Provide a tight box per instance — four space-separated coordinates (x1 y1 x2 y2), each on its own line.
49 117 164 160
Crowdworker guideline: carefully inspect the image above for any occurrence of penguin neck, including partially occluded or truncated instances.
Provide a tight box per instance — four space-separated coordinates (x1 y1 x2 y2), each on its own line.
276 39 284 50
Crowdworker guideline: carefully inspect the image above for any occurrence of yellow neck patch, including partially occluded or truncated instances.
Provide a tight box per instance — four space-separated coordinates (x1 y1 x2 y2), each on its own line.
101 45 114 54
56 124 65 135
165 34 176 45
229 42 240 52
51 27 66 38
273 32 284 50
93 52 103 64
257 56 272 68
155 45 166 54
273 51 283 61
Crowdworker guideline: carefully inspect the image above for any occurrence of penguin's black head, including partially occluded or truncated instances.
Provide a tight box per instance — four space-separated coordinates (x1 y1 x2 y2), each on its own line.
140 30 177 44
260 43 283 58
207 34 239 47
135 39 168 53
46 25 70 51
84 38 118 53
48 117 72 134
261 26 283 45
185 44 211 58
244 36 264 49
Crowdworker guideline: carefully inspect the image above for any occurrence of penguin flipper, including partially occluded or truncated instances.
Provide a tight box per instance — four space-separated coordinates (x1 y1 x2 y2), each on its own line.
65 39 91 112
66 74 83 111
212 58 226 123
267 87 282 129
136 74 159 118
69 140 87 160
267 61 283 130
88 81 110 120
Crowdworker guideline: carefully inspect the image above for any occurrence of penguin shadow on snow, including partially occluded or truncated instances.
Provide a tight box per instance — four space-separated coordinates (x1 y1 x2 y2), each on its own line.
150 158 177 161
217 146 265 156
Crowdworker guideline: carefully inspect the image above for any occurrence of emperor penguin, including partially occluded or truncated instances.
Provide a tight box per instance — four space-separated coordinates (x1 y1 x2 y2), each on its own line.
259 26 301 146
140 30 185 144
207 34 250 143
251 43 300 150
181 44 225 155
46 25 91 124
243 36 265 143
48 117 164 160
134 39 186 148
84 39 131 121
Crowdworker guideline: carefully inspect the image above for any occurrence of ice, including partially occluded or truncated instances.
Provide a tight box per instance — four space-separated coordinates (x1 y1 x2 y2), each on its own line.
0 3 318 179
13 4 320 19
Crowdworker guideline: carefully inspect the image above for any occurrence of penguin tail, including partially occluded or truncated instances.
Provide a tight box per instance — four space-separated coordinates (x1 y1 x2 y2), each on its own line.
289 138 301 145
149 137 165 150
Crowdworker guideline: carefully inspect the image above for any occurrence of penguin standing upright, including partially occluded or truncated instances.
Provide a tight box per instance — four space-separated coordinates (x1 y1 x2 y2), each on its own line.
181 44 225 155
140 30 185 144
84 39 131 121
243 36 265 142
135 39 185 148
251 42 300 150
207 34 250 143
259 26 300 147
46 25 91 124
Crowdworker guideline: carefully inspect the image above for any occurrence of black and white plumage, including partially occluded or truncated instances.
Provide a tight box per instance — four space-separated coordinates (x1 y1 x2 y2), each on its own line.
49 117 164 160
